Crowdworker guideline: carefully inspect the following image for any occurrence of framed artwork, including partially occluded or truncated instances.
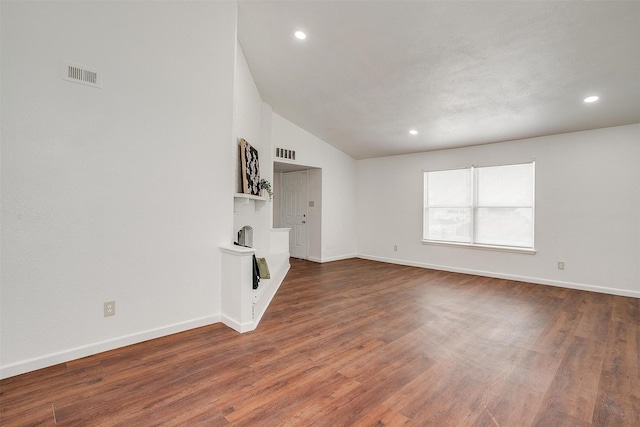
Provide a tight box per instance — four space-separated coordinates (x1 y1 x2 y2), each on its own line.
240 138 260 195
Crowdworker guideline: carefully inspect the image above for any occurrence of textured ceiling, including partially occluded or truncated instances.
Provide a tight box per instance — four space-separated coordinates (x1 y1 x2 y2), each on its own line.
238 1 640 160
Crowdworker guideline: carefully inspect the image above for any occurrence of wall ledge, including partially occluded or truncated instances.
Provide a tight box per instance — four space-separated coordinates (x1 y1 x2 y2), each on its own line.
219 245 255 256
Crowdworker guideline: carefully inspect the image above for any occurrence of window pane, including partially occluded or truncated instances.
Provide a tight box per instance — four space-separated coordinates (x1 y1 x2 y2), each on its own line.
477 163 533 206
425 208 471 242
426 169 471 206
475 207 533 248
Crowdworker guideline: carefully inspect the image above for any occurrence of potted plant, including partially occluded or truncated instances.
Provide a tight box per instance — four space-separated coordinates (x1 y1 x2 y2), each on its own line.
259 178 273 201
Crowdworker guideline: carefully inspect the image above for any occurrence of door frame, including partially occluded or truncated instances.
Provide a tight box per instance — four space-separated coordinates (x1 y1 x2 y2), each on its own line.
273 162 322 262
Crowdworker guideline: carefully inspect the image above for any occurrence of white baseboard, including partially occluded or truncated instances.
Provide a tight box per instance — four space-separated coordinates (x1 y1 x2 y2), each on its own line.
0 315 221 380
357 254 640 298
221 314 254 334
307 253 357 263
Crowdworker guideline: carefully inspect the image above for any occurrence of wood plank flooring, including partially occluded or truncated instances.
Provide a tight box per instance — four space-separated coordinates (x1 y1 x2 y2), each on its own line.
1 258 638 426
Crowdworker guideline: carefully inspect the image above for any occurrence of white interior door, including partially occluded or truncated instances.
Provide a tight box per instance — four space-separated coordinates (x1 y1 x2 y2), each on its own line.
282 171 307 259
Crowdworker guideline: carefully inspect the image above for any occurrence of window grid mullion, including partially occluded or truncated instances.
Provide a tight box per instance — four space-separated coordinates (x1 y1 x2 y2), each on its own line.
471 166 476 245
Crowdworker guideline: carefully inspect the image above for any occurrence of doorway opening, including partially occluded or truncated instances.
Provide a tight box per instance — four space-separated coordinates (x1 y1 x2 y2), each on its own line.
273 162 321 261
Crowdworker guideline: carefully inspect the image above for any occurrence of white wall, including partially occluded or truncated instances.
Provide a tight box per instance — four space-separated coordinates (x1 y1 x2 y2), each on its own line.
356 124 640 297
271 114 358 261
307 169 323 261
232 42 272 256
0 1 237 378
273 171 282 228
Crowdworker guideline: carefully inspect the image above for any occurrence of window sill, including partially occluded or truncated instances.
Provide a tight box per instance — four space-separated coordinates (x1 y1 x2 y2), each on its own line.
421 240 536 254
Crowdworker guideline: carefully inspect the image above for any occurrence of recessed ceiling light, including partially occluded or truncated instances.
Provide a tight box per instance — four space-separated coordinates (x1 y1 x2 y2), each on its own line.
294 31 306 40
584 95 599 103
409 129 418 135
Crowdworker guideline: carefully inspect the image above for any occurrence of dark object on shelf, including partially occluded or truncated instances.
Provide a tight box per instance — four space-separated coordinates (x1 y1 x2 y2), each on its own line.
240 138 260 196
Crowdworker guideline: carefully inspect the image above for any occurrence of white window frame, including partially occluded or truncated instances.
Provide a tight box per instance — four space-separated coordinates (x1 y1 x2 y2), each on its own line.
422 161 536 254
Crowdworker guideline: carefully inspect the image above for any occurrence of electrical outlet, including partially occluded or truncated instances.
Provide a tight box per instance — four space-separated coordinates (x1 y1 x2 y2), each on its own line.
104 301 115 317
557 261 565 270
393 245 398 251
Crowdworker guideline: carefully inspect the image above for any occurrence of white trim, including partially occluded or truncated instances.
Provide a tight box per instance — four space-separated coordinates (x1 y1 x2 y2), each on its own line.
0 315 221 380
233 192 266 201
423 160 535 173
356 254 639 299
305 254 357 263
221 315 254 334
422 240 536 254
314 253 357 263
271 228 291 233
219 245 255 256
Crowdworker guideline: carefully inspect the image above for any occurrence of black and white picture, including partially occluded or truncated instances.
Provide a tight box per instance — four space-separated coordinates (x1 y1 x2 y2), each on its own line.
240 138 260 195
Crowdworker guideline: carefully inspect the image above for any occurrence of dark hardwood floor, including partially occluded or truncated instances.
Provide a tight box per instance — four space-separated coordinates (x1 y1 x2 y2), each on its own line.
1 258 638 426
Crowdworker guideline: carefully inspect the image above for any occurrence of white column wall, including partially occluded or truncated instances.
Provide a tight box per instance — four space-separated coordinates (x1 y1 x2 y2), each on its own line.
232 42 272 256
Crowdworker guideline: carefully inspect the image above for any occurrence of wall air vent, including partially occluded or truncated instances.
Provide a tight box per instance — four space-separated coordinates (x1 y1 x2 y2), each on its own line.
275 147 296 161
62 62 102 88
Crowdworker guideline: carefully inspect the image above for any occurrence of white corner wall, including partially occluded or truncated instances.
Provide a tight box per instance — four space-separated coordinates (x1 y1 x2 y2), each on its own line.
271 114 358 262
356 124 640 297
232 42 273 256
307 168 323 262
1 1 237 378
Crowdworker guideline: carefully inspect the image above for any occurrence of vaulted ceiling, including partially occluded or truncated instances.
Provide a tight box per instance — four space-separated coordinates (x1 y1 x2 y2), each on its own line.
237 1 640 160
